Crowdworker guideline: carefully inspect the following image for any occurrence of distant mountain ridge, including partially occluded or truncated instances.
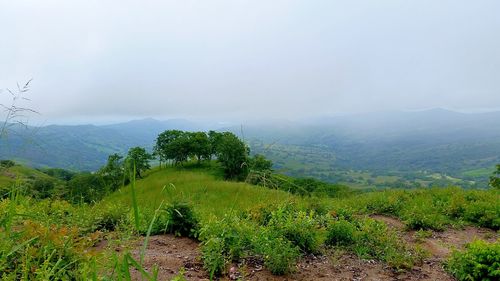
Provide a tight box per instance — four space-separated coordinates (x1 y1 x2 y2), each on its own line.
1 110 499 186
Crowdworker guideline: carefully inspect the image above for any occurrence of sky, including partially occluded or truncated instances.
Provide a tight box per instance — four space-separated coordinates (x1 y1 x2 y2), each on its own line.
1 0 500 124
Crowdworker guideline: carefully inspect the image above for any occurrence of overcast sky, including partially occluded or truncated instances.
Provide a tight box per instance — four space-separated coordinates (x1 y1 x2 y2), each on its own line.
1 0 499 123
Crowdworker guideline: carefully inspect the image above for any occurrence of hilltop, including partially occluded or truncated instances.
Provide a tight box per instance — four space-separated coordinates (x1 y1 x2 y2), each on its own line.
0 161 498 280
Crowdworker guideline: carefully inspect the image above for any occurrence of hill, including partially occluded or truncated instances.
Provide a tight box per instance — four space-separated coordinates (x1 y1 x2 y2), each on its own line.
1 109 499 187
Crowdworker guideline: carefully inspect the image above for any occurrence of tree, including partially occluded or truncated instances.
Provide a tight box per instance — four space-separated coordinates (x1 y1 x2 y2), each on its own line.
490 164 500 189
98 153 125 191
216 132 249 180
66 173 105 203
154 130 191 166
126 147 153 178
208 130 223 160
187 131 211 164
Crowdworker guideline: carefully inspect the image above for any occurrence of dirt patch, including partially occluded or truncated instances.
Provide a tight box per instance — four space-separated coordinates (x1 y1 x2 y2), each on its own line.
129 235 208 281
423 226 498 258
370 214 405 229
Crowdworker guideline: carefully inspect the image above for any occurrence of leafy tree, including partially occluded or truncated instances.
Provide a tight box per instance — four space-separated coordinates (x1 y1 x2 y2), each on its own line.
249 154 273 171
41 168 76 181
246 154 273 186
155 130 182 167
216 132 249 180
208 130 223 160
31 178 55 199
490 164 500 189
187 132 211 164
99 153 125 191
154 130 191 166
126 147 153 178
66 173 105 203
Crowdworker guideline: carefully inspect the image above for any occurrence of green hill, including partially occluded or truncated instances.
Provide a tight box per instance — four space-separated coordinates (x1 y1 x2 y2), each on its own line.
0 163 498 280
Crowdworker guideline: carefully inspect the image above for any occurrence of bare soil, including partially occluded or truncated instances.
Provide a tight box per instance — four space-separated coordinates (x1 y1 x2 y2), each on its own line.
122 216 498 280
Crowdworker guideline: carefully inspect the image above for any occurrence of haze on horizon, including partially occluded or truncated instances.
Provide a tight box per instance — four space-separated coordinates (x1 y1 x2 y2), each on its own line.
1 0 500 124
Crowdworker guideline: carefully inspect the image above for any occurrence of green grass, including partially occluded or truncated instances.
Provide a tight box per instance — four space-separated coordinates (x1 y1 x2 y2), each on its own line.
1 163 499 279
106 166 298 221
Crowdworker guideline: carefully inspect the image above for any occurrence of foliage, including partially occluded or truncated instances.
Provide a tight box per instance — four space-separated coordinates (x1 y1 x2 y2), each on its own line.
126 146 153 178
215 132 249 180
325 218 356 246
0 160 15 168
99 153 126 191
490 164 500 189
252 231 300 275
446 240 500 281
266 204 320 254
164 202 199 238
66 173 106 203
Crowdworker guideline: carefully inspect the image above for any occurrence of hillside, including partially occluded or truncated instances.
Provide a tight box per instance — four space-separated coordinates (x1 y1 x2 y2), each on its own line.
1 109 500 188
0 163 498 280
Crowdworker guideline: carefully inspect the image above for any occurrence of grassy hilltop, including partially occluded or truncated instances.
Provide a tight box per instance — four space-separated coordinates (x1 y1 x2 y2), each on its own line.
0 161 499 280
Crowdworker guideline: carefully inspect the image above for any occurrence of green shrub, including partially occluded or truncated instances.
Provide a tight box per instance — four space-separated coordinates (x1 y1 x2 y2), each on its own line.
402 205 447 231
93 204 127 232
252 230 300 275
325 219 356 246
267 205 320 254
352 218 420 270
463 201 500 230
446 240 500 281
199 215 254 262
165 202 199 238
136 202 199 238
201 237 227 278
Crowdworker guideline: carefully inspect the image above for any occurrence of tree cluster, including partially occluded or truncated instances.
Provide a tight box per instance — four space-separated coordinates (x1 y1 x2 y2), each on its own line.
154 130 253 179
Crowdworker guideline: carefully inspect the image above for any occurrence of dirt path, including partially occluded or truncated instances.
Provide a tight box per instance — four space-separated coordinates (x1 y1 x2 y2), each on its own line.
123 216 498 280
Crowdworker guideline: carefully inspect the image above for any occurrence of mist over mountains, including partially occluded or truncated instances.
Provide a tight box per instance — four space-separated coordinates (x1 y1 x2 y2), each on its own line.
2 109 499 186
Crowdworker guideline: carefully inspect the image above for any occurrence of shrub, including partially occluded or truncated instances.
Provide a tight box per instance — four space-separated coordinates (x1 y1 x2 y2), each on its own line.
252 230 300 275
136 202 199 238
201 237 227 278
351 218 421 270
267 205 320 254
199 215 255 263
0 160 15 168
463 201 500 230
402 204 447 231
446 240 500 281
165 202 199 238
325 219 356 246
92 204 127 232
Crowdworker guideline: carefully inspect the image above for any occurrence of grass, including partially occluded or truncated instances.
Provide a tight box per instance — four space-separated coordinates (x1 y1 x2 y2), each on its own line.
0 163 498 279
106 166 297 221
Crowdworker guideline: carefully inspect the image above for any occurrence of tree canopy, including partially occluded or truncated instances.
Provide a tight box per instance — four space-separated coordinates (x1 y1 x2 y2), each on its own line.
126 146 153 178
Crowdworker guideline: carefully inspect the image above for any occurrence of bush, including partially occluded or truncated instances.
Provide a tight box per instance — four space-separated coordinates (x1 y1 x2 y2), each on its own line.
0 160 15 168
201 237 227 278
137 202 199 238
326 219 356 246
353 218 418 269
165 202 199 238
92 204 127 232
199 215 255 266
267 205 320 254
446 240 500 281
252 232 300 275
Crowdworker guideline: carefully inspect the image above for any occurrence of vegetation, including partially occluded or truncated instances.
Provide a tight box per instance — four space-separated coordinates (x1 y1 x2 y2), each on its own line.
1 125 499 280
490 164 500 189
446 240 500 281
